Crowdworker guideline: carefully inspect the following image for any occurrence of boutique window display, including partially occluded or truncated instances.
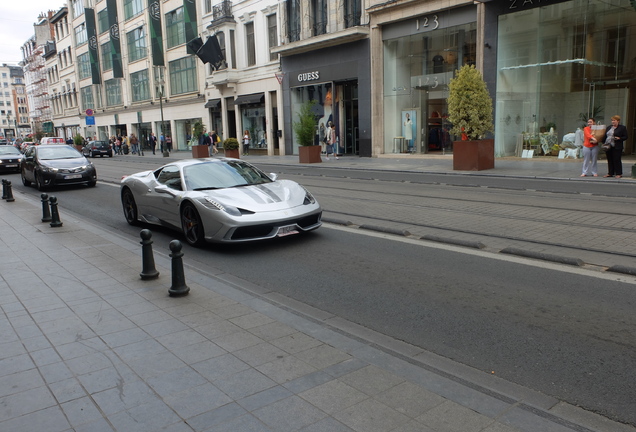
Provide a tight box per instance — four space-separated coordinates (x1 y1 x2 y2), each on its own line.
290 83 334 154
495 0 635 157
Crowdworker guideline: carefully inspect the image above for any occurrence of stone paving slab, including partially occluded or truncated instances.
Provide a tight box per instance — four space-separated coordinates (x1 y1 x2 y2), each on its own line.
0 190 635 431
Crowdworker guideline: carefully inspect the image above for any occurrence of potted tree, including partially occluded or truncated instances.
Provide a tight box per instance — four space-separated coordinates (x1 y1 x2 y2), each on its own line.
73 134 85 153
190 120 209 158
293 100 321 163
447 65 494 171
222 137 240 159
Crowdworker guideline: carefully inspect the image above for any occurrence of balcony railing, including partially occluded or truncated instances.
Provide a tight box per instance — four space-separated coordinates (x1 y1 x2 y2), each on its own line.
345 13 361 28
312 21 327 37
211 0 233 25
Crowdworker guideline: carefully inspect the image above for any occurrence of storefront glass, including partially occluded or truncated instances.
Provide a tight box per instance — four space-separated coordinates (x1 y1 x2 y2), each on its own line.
383 23 476 154
241 105 267 150
496 0 635 156
290 83 333 154
175 118 201 151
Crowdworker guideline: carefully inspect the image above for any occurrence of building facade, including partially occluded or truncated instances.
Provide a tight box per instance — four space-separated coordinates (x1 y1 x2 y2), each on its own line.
0 64 29 140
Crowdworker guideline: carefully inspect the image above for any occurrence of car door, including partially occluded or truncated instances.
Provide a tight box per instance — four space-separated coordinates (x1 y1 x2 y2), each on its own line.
142 165 184 226
22 146 36 181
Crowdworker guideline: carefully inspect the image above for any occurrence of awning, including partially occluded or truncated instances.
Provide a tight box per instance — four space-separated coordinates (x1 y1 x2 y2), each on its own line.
234 93 264 105
204 98 221 109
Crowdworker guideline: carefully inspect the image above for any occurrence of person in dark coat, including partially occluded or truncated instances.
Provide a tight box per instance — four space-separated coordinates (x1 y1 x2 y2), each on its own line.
603 115 628 178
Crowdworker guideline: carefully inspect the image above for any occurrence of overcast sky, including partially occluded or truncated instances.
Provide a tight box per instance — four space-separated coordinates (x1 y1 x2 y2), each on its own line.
0 1 66 65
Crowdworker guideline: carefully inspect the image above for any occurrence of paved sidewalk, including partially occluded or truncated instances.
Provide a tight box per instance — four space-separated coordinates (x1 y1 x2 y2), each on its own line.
1 190 634 431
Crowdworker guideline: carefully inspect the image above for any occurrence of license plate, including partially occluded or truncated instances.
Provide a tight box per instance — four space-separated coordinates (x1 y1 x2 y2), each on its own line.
277 225 299 237
5 164 17 168
64 174 82 179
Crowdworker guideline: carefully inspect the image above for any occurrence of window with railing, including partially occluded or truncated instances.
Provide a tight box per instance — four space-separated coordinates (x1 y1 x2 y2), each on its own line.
131 69 150 101
77 52 91 79
344 0 361 28
105 79 122 106
246 22 256 66
169 56 197 95
311 0 327 36
126 27 147 62
268 14 278 61
287 0 301 42
101 41 112 71
124 0 144 20
166 7 186 48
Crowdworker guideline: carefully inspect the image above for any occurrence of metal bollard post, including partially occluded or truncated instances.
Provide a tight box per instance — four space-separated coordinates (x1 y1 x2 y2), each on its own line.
168 240 190 297
49 196 63 227
41 193 51 222
4 180 14 202
139 229 160 280
1 179 6 200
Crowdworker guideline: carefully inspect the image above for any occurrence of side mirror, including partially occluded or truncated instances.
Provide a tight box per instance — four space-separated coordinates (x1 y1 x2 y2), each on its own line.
154 185 179 196
269 173 278 181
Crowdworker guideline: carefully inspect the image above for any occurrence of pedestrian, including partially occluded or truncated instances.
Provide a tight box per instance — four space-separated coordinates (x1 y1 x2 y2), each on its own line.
242 130 250 155
166 135 172 152
115 136 121 155
160 134 165 153
580 118 599 177
130 134 139 155
210 130 220 155
149 132 157 154
325 124 338 160
603 115 628 179
202 132 212 154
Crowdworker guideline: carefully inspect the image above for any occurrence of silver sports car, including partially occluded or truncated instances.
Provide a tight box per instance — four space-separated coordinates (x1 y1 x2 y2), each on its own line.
120 158 322 245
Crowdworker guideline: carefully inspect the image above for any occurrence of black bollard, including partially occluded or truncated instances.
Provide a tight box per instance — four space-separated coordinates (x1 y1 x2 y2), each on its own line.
41 193 51 222
2 179 6 200
49 196 63 227
4 180 14 202
168 240 190 297
139 229 160 280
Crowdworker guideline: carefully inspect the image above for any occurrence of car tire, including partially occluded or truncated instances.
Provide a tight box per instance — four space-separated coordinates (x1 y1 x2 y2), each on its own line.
121 188 139 225
87 180 97 187
181 203 205 247
21 169 31 186
34 172 45 191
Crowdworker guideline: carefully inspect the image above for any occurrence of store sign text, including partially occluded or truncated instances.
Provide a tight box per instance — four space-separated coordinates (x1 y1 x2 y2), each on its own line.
508 0 556 9
416 15 439 31
297 71 320 82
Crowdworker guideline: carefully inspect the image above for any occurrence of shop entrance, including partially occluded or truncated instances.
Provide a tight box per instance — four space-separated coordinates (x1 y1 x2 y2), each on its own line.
337 80 359 155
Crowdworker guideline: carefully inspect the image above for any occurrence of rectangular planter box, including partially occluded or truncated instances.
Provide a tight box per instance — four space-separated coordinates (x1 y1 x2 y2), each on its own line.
452 139 494 171
299 145 322 164
191 145 209 158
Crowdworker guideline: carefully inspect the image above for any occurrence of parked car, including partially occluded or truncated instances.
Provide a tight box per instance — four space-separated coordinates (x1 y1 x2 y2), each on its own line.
0 139 8 146
120 158 322 246
0 145 23 173
21 145 97 191
82 140 113 158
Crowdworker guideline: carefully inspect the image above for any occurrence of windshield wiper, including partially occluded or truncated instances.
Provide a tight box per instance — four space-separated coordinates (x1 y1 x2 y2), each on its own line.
193 186 221 191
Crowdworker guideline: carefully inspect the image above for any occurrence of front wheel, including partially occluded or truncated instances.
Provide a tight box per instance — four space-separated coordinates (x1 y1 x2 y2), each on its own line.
121 188 139 225
181 203 205 247
21 169 31 186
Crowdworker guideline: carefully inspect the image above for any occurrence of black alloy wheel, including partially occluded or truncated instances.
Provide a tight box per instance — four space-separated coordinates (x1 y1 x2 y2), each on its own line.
121 188 139 225
21 169 31 186
181 203 205 247
34 172 46 191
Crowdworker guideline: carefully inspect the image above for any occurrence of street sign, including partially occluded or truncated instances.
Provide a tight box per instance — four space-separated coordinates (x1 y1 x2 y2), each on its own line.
86 108 94 116
86 116 95 125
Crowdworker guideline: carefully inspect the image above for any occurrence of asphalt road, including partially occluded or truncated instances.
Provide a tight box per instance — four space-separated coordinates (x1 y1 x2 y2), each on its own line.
6 160 636 426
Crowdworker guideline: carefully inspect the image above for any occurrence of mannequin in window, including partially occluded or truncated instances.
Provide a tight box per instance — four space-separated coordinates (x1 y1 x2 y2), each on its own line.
432 55 445 73
403 113 413 152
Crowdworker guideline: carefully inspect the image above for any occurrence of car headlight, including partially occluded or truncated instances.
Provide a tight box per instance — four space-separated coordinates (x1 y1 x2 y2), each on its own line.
200 197 242 216
41 166 59 173
301 186 316 204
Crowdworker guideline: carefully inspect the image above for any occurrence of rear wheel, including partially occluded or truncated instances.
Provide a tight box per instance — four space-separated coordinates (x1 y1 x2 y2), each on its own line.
181 203 205 247
121 188 139 225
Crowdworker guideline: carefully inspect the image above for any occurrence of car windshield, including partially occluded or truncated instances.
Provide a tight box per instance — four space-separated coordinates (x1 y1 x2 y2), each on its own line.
0 147 21 155
38 147 83 160
91 141 107 146
184 161 273 191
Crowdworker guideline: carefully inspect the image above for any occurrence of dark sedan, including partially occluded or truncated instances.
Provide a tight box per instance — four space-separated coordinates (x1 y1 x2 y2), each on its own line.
21 145 97 191
0 145 23 173
82 140 113 158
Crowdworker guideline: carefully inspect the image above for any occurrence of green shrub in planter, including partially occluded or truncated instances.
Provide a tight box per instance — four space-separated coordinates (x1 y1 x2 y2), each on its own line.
293 100 318 146
447 65 493 141
222 137 239 150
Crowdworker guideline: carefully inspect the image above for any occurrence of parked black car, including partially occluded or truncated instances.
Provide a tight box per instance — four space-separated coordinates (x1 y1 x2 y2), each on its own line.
21 145 97 191
82 140 113 158
0 145 23 173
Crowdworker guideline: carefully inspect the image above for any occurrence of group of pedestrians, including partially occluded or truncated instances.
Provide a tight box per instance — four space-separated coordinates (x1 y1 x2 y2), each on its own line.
199 129 220 156
580 115 629 178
